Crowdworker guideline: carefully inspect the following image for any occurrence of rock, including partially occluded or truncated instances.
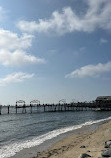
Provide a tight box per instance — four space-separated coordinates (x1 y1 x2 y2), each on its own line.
79 153 91 158
80 145 86 148
101 149 111 157
105 141 111 148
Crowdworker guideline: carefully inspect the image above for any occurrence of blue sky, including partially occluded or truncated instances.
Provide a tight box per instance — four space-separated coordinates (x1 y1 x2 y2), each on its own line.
0 0 111 104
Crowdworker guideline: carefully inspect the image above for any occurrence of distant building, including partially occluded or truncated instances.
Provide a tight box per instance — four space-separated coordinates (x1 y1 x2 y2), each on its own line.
96 96 111 105
95 96 111 110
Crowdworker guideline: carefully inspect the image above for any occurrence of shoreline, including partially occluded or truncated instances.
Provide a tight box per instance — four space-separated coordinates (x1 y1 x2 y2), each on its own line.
33 120 111 158
8 118 111 158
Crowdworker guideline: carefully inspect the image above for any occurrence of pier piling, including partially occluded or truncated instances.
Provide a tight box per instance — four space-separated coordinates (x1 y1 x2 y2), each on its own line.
8 105 10 114
0 105 2 115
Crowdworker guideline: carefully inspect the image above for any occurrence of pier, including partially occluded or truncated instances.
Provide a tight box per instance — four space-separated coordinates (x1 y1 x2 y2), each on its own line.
0 97 111 115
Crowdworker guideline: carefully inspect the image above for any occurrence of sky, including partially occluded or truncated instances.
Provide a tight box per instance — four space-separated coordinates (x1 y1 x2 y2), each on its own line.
0 0 111 105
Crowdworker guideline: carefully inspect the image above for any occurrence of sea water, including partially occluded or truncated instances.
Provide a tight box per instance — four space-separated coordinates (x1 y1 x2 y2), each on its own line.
0 110 111 158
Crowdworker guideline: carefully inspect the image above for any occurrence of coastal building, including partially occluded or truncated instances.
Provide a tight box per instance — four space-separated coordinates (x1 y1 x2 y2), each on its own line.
96 96 111 110
96 96 111 104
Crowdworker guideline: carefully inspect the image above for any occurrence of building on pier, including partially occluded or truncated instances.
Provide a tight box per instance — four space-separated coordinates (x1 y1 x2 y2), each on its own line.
96 96 111 110
96 96 111 104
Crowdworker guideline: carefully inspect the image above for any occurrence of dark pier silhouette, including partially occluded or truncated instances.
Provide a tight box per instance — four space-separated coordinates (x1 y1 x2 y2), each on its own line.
0 96 111 115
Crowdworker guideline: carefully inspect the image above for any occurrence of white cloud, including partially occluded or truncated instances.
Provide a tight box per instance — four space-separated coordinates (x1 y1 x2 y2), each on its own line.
0 49 45 66
65 61 111 78
0 72 34 86
0 29 33 50
17 0 111 35
0 29 45 66
100 38 108 44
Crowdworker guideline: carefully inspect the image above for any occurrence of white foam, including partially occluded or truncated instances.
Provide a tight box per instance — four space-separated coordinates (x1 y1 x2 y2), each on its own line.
0 116 111 158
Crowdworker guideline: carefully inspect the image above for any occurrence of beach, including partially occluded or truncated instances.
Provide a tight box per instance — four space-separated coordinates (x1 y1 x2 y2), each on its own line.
8 118 111 158
32 120 111 158
0 0 111 157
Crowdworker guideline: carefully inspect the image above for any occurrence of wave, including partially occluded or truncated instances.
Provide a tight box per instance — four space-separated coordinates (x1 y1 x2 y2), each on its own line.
0 116 111 158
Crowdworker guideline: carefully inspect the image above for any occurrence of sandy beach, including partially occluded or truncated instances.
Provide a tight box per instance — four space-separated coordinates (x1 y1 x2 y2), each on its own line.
9 119 111 158
32 120 111 158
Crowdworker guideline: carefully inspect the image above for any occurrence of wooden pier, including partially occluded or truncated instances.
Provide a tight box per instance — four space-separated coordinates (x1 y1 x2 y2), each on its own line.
0 98 111 115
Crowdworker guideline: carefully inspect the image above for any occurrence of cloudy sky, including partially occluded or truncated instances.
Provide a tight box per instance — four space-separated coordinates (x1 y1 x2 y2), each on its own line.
0 0 111 104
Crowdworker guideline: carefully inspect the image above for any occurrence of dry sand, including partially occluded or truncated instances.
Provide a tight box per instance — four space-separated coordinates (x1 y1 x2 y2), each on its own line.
33 120 111 158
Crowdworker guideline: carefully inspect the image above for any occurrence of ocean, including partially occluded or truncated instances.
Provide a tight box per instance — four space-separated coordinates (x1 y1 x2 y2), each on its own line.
0 109 111 158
